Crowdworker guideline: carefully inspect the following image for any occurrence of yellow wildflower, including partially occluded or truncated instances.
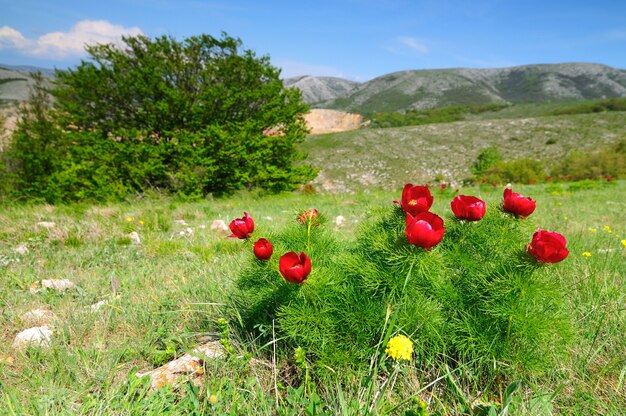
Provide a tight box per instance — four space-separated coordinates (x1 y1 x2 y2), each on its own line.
209 394 219 405
621 240 626 249
588 227 597 232
603 225 612 233
126 217 133 222
582 252 592 257
139 220 145 225
386 334 413 361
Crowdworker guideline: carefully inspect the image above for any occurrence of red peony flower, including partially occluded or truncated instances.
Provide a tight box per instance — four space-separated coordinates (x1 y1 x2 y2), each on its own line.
450 195 486 221
396 184 434 216
253 238 273 261
229 212 255 239
405 212 445 250
279 251 312 284
503 188 536 218
527 229 569 263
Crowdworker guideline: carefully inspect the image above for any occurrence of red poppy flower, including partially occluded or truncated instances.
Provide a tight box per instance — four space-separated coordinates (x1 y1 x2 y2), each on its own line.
396 184 434 216
405 212 445 250
503 188 536 218
253 238 273 261
527 229 569 263
279 251 312 284
229 212 254 239
451 195 486 221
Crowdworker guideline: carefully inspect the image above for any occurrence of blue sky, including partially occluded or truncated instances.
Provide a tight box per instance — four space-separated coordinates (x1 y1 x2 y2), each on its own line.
1 0 625 81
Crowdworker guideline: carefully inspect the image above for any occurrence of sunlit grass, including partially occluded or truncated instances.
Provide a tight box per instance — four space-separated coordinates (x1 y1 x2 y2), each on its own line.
0 181 624 414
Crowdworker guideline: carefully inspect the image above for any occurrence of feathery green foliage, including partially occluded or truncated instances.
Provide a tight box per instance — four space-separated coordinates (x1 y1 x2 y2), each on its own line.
235 195 572 382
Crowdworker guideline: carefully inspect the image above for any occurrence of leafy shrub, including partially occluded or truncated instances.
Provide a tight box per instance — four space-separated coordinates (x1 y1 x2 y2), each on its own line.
2 73 64 201
545 97 626 116
550 140 625 180
471 146 503 176
368 104 509 128
234 195 571 382
2 33 315 202
480 158 546 184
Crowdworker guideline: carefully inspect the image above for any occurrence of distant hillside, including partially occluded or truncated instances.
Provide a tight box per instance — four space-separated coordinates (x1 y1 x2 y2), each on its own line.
283 76 360 105
300 111 626 193
0 65 53 105
291 63 626 114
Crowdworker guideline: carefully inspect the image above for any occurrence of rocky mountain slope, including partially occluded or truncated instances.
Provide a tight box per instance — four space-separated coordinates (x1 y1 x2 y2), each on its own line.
283 75 359 105
287 63 626 113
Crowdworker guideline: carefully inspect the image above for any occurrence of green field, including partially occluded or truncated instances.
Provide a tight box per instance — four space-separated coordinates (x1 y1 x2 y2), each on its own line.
1 179 624 414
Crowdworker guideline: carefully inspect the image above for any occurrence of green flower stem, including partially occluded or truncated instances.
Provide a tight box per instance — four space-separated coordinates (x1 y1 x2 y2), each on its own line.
306 217 313 251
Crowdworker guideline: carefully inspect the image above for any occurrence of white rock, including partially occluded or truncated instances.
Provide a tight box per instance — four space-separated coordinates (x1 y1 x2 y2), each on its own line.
210 220 228 232
14 245 29 255
13 326 53 350
128 231 141 245
36 221 56 229
89 299 109 312
30 279 75 294
184 227 193 235
21 309 56 326
334 215 345 227
137 341 225 389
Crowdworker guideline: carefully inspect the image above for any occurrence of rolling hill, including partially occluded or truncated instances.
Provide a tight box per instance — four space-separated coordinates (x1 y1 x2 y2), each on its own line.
286 63 626 113
0 64 54 105
300 111 626 192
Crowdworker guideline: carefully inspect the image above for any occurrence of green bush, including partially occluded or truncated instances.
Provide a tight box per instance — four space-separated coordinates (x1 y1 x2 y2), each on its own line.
481 158 546 184
551 140 625 180
545 97 626 116
471 146 503 176
2 33 315 202
234 200 571 381
2 73 65 201
367 104 509 128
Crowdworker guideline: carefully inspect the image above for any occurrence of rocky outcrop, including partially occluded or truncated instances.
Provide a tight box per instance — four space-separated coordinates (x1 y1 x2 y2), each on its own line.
304 109 364 135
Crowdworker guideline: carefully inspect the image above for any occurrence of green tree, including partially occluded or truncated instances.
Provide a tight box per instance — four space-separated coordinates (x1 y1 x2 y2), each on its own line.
5 33 314 201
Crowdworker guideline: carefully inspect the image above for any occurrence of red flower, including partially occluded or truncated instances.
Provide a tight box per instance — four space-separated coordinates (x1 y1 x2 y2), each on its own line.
253 238 273 261
450 195 486 221
229 212 254 239
503 188 536 218
279 251 312 284
396 184 434 216
405 212 445 250
527 229 569 263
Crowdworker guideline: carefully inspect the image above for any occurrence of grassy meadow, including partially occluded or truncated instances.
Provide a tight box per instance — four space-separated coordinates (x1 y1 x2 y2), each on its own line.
0 179 624 414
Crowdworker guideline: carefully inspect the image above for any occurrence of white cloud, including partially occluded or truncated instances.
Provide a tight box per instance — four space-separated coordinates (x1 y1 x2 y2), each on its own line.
0 26 32 49
397 36 428 54
387 36 429 56
0 20 143 59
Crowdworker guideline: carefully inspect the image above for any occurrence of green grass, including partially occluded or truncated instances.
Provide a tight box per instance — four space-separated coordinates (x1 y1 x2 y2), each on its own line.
0 181 624 414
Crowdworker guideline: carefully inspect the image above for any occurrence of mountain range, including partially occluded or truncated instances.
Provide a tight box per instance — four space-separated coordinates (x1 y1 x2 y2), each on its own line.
3 62 626 115
284 63 626 113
